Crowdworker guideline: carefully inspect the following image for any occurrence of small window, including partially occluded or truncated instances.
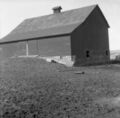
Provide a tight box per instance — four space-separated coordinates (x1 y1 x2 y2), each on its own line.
106 50 109 56
86 50 90 58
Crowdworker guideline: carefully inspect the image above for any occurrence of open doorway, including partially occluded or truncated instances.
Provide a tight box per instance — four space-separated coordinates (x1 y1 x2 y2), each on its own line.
86 50 90 58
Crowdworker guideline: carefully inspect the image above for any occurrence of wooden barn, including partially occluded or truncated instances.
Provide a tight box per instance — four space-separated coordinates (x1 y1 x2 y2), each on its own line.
0 4 110 66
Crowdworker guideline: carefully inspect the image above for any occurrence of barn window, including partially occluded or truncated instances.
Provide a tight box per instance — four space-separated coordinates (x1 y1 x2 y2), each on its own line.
106 50 109 56
86 50 90 58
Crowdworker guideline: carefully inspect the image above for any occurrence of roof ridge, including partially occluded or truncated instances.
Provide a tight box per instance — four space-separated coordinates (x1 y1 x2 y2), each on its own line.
0 4 99 43
25 4 98 21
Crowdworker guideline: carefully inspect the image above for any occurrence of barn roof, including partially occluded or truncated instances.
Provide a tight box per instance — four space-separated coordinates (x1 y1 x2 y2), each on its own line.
0 4 109 43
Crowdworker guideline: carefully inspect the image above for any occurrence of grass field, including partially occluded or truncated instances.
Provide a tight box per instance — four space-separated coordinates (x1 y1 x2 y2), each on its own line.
0 57 120 118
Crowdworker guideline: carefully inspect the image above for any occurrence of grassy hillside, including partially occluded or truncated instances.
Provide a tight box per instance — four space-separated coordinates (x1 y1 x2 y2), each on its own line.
0 57 120 118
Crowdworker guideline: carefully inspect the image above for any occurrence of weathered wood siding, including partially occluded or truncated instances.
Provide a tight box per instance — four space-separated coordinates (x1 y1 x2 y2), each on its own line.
71 7 110 65
28 40 38 55
0 35 71 60
37 36 71 56
27 36 71 56
0 42 26 60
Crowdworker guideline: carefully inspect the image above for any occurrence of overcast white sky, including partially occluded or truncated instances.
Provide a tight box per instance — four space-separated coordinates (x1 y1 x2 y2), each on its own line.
0 0 120 50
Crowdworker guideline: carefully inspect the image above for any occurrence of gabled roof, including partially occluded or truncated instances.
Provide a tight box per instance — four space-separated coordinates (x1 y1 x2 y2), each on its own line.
0 4 109 43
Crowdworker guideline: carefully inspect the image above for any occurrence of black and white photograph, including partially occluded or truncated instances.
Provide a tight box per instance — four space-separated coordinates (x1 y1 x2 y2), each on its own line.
0 0 120 117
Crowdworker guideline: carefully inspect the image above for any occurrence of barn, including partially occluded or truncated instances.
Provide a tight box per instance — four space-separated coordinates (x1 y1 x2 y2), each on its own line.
0 4 110 66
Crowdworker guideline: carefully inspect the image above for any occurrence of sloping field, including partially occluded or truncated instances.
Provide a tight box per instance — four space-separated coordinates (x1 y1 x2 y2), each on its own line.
0 58 120 118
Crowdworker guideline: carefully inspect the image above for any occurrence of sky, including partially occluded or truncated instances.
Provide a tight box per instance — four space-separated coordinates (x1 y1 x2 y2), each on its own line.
0 0 120 50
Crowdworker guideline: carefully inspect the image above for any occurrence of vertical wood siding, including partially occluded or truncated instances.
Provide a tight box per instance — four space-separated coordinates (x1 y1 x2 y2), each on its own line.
28 40 38 55
71 7 110 65
0 36 71 60
37 36 71 56
0 42 26 60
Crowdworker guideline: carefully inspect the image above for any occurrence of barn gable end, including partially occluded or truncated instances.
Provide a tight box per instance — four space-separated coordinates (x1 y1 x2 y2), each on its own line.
71 5 110 65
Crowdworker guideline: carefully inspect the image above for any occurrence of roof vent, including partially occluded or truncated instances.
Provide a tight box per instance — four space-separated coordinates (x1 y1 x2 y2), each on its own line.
52 6 62 14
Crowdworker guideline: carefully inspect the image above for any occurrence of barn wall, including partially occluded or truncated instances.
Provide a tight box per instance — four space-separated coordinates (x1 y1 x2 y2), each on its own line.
0 35 71 60
71 7 110 65
0 42 26 60
37 36 71 56
28 40 38 55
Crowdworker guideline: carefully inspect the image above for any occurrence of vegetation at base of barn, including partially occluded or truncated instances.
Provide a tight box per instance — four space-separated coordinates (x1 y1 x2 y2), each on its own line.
0 58 120 117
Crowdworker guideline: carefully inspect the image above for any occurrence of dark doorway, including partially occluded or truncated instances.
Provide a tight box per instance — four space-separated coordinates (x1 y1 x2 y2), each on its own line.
106 50 109 56
86 50 90 58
